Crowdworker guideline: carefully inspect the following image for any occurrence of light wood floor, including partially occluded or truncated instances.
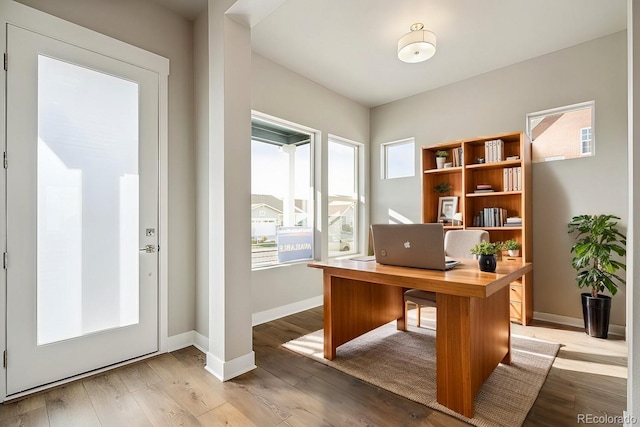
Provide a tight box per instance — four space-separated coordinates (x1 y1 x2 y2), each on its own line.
0 306 627 426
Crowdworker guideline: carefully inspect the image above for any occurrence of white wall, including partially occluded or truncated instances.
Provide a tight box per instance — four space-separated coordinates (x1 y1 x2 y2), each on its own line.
370 32 628 327
251 53 370 318
628 0 639 420
17 0 198 336
194 10 209 337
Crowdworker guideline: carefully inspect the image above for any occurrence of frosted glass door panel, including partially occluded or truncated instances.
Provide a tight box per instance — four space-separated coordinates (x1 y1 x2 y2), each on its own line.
37 55 140 345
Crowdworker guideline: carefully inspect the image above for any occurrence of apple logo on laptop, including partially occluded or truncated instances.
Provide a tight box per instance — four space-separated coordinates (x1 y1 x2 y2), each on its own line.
404 241 411 249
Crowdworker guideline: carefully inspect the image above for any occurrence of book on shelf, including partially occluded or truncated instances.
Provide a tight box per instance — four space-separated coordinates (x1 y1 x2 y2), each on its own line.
474 183 494 193
472 207 508 227
505 216 522 226
502 166 522 191
450 147 463 167
484 139 504 163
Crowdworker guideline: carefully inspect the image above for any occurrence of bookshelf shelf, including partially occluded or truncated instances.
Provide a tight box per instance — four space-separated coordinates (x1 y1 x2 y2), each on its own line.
466 191 522 198
424 166 463 175
466 159 521 170
466 226 523 231
443 225 464 230
421 131 532 325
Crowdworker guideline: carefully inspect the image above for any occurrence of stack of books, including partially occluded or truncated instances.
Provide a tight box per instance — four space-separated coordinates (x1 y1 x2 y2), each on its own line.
472 207 508 227
505 217 522 227
474 184 494 193
502 166 522 191
451 147 463 167
484 139 504 163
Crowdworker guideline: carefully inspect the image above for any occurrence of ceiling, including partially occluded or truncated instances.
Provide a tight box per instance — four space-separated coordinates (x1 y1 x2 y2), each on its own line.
153 0 627 108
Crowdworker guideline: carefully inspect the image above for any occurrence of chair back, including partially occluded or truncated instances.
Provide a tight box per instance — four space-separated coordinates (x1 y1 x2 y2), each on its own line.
444 230 489 258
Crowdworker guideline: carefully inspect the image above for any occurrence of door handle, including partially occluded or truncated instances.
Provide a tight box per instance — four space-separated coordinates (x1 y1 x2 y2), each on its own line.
139 244 156 253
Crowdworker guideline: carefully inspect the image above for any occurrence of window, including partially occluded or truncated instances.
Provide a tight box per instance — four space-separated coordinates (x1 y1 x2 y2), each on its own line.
381 138 415 179
251 114 314 269
580 127 592 155
526 101 594 163
328 136 360 257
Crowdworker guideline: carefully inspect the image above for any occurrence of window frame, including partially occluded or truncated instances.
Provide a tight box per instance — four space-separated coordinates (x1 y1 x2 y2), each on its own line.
381 137 415 179
327 135 362 258
526 100 595 163
250 111 316 270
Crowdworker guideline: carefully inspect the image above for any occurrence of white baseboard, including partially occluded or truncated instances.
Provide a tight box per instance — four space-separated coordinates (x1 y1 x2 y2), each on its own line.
533 311 626 337
193 331 209 354
252 295 323 326
167 330 209 353
205 351 256 381
168 297 322 354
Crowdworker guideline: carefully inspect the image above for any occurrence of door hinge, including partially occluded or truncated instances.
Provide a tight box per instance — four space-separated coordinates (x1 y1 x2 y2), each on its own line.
3 152 6 169
3 53 6 71
3 351 6 369
2 252 6 269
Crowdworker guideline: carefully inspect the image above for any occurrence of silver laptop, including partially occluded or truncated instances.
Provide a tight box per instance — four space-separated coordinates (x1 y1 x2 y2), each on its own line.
370 223 461 270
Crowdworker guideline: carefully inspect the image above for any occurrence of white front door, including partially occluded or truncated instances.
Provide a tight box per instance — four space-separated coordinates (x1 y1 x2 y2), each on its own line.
5 24 159 395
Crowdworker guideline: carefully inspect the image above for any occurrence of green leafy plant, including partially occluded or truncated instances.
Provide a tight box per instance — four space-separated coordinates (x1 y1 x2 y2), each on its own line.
433 182 452 194
435 150 448 158
470 241 501 256
503 239 521 251
567 214 626 297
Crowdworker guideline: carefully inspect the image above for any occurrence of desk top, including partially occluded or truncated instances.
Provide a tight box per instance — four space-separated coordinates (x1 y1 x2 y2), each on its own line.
308 258 532 298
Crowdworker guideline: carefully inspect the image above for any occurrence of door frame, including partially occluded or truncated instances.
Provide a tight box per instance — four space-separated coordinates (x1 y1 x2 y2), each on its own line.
0 0 169 400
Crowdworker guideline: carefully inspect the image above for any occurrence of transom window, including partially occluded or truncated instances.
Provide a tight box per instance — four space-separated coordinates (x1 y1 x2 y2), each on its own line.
526 101 595 163
381 138 415 179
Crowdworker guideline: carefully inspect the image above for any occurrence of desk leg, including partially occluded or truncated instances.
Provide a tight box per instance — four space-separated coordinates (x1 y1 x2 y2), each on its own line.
323 273 404 361
436 286 510 418
323 273 337 360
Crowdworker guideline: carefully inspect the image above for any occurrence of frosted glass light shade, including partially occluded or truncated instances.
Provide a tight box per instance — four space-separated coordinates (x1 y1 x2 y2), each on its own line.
397 29 437 63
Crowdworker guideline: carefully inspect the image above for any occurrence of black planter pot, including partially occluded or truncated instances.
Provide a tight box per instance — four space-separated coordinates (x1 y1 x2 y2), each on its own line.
581 293 612 338
478 254 497 272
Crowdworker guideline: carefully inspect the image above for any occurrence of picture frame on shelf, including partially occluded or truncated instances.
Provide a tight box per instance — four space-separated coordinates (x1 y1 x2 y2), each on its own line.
437 196 459 222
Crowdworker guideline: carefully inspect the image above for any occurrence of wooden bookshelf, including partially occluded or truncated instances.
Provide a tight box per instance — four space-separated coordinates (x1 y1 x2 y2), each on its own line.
421 131 533 325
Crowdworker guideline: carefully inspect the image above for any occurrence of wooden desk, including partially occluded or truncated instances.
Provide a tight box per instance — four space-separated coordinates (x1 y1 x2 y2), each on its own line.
308 258 533 418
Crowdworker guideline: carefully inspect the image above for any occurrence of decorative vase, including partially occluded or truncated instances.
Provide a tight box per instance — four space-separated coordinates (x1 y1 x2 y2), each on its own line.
478 254 497 272
581 293 611 338
508 249 520 257
435 157 446 169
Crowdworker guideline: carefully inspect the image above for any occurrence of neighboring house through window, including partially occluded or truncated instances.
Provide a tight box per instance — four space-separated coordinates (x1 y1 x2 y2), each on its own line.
527 101 595 163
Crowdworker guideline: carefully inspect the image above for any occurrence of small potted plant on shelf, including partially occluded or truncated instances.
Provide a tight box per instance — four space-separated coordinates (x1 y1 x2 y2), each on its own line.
435 150 448 169
470 241 502 272
504 239 521 257
568 214 626 339
434 182 452 195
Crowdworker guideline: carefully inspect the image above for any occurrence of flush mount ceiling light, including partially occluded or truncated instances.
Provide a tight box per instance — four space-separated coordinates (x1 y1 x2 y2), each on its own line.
397 23 437 63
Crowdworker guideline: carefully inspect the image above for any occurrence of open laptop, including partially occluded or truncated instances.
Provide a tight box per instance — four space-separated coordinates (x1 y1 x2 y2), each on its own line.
370 223 461 270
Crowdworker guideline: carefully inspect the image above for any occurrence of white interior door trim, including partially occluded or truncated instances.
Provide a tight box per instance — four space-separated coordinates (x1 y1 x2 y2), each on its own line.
0 0 169 400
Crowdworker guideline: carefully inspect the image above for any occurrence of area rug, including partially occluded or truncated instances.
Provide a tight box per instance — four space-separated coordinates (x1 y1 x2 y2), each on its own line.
283 322 560 427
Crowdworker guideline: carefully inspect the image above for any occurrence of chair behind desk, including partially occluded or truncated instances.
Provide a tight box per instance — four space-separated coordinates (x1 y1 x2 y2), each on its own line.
404 229 489 327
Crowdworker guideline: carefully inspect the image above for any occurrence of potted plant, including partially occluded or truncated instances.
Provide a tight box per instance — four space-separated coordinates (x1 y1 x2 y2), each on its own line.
435 150 448 169
504 239 521 257
568 214 626 339
434 182 452 195
470 241 501 272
